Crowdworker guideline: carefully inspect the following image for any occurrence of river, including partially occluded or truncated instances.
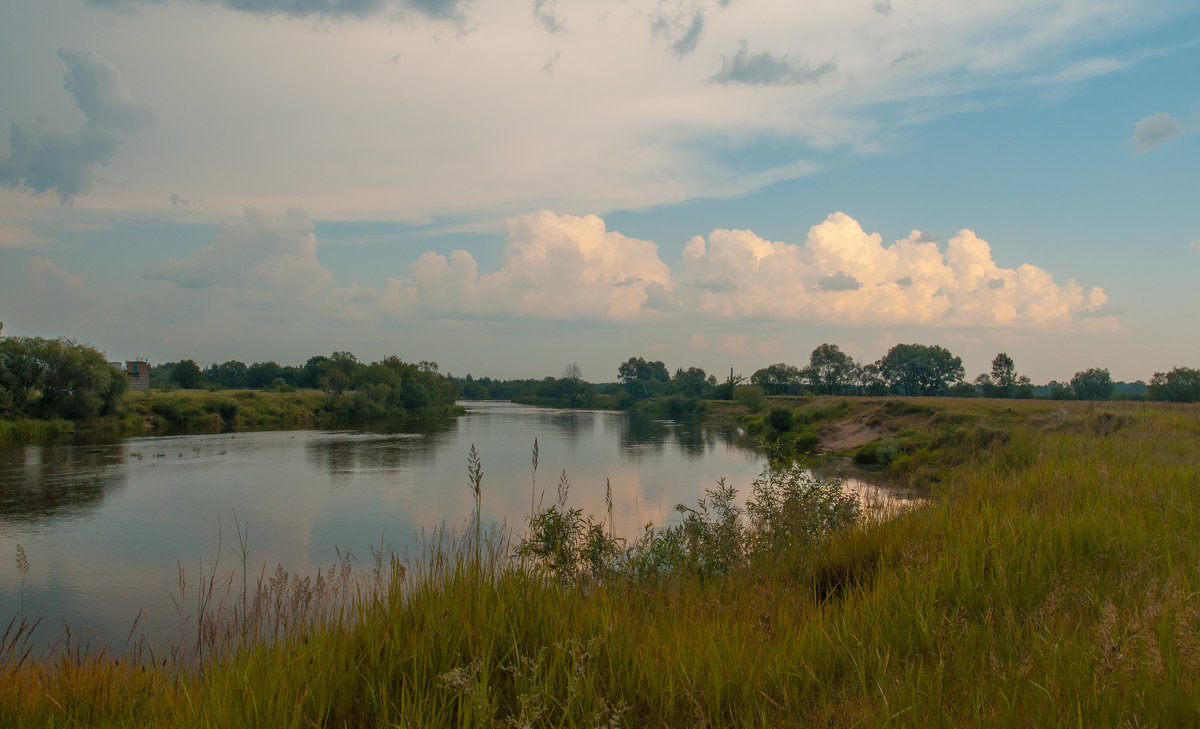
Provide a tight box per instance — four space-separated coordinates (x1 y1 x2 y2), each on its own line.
2 401 811 654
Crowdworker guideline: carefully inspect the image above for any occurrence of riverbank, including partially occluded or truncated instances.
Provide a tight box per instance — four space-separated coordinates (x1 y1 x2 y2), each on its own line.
0 389 467 442
3 398 1199 726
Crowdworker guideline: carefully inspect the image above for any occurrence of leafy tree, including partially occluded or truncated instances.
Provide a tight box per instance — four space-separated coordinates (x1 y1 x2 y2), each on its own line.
0 336 127 420
171 359 203 389
991 353 1016 391
807 344 856 395
856 362 889 396
671 367 713 398
948 381 978 398
1046 381 1074 400
976 353 1025 398
246 361 285 389
205 360 248 389
1070 368 1114 401
751 363 803 395
1147 367 1200 403
300 355 332 389
877 343 965 396
617 357 670 401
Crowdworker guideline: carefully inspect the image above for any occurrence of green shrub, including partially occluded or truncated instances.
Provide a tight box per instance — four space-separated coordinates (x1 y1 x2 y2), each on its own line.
768 407 794 433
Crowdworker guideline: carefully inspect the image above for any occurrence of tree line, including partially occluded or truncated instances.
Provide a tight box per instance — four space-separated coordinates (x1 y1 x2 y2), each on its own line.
455 343 1199 410
750 343 1196 402
0 326 460 423
4 327 1198 427
153 352 458 417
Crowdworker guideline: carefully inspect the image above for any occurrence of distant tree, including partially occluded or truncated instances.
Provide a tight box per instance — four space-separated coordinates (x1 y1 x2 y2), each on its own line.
751 362 803 395
171 359 203 389
878 343 964 396
672 367 712 398
948 381 979 398
807 344 856 395
973 373 996 397
206 360 248 389
975 353 1023 398
991 353 1016 389
617 356 670 400
1147 367 1200 403
856 362 889 396
246 361 285 389
1070 368 1114 401
558 362 586 407
300 355 332 389
1046 381 1074 400
983 352 1016 398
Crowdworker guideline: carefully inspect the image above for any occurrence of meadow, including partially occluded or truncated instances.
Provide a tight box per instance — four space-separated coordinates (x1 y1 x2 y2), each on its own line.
2 397 1198 727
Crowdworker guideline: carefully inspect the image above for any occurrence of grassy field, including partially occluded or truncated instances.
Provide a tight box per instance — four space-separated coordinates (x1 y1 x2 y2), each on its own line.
3 398 1198 727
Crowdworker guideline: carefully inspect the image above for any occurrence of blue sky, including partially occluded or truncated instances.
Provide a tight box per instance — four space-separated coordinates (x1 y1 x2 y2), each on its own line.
1 0 1197 383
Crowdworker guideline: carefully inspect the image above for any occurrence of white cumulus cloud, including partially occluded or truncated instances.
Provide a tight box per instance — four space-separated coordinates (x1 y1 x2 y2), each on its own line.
382 210 675 321
679 213 1113 330
383 210 1113 332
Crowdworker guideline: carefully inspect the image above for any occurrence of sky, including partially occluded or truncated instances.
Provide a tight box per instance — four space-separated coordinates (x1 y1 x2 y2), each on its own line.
0 0 1197 384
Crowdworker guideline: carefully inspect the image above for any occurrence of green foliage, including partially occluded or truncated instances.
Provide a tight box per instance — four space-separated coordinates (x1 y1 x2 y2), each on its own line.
671 366 714 397
1071 367 1115 401
205 360 248 389
767 406 793 432
732 384 765 412
170 359 203 389
878 342 965 395
751 362 804 395
807 343 857 395
0 336 128 421
1148 366 1200 403
518 454 860 584
617 356 670 400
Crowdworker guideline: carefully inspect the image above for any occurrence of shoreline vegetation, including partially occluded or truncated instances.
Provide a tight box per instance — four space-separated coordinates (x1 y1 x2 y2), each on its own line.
4 335 1197 444
0 389 467 443
3 397 1200 726
0 337 465 443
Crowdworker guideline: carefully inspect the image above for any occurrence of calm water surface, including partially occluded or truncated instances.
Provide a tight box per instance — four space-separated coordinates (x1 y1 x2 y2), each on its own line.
2 401 785 653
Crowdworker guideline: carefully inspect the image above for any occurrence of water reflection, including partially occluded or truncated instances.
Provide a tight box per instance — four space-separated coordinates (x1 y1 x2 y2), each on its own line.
0 443 129 526
304 418 457 478
0 402 779 656
617 413 745 462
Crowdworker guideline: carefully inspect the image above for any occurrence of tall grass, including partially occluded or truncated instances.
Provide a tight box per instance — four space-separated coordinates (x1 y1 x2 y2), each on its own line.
2 399 1199 727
